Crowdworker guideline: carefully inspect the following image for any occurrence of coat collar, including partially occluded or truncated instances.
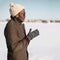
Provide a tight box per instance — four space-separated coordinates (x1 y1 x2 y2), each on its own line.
12 18 23 25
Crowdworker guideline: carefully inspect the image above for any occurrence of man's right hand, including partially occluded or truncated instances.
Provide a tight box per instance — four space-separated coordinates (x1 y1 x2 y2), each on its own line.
27 29 39 40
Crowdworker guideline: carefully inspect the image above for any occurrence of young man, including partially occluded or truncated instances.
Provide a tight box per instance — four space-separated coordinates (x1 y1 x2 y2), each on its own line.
4 2 39 60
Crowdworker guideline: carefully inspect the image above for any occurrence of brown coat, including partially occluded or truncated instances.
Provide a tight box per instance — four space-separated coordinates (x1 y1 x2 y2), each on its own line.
4 19 29 60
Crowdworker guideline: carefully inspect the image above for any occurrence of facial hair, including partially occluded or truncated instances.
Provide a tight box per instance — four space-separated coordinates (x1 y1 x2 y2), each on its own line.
15 17 23 23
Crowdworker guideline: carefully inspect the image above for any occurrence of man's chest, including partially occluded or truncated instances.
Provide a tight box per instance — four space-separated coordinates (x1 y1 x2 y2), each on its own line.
16 24 26 39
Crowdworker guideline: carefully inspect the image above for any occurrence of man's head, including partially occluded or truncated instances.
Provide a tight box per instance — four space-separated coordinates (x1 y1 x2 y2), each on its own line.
9 2 25 22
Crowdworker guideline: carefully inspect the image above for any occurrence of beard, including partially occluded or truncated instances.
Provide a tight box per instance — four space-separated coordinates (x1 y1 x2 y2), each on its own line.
15 17 23 23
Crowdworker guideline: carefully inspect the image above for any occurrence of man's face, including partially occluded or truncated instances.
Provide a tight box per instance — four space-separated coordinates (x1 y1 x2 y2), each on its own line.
15 9 25 22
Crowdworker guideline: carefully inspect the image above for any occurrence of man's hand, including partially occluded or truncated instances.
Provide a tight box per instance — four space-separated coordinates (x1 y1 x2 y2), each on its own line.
27 29 39 40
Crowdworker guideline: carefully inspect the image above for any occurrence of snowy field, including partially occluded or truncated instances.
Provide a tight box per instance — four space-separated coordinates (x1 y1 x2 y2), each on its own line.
0 22 60 60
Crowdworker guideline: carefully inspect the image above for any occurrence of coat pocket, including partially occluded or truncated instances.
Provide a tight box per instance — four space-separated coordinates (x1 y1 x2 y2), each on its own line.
14 41 24 52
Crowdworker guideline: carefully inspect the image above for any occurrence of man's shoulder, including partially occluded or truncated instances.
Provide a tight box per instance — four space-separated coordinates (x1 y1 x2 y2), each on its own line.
8 19 14 24
7 19 15 26
5 19 16 29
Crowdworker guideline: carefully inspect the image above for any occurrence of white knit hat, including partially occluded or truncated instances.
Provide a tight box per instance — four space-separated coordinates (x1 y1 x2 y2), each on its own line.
9 2 25 17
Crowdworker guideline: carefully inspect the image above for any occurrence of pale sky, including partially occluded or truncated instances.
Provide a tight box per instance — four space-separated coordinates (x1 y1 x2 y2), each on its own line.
0 0 60 20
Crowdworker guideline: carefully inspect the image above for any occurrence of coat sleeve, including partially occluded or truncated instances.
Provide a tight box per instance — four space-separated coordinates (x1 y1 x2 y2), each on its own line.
6 22 20 51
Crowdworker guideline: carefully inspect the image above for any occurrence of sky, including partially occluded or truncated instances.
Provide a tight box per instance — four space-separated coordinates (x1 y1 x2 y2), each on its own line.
0 0 60 20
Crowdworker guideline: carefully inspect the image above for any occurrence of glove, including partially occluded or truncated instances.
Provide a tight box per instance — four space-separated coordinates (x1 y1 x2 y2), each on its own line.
27 29 39 40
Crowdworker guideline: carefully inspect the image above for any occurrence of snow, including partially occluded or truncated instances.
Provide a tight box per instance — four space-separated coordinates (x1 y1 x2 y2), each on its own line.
0 22 60 60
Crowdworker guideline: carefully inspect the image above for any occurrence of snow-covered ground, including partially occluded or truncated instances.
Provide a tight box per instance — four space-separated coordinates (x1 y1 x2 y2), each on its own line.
0 22 60 60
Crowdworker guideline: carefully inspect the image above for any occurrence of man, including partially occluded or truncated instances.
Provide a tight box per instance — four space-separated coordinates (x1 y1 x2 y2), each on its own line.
4 2 39 60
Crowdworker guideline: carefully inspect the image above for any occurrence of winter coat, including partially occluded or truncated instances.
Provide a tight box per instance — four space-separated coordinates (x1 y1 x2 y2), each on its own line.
4 19 30 60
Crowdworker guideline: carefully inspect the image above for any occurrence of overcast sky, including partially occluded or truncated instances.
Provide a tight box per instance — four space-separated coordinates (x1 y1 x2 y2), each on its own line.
0 0 60 20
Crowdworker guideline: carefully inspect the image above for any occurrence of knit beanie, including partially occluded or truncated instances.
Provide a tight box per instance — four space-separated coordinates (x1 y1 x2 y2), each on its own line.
9 2 25 17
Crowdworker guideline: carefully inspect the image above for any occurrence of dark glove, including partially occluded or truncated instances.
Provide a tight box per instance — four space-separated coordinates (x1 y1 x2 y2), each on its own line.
27 29 39 40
